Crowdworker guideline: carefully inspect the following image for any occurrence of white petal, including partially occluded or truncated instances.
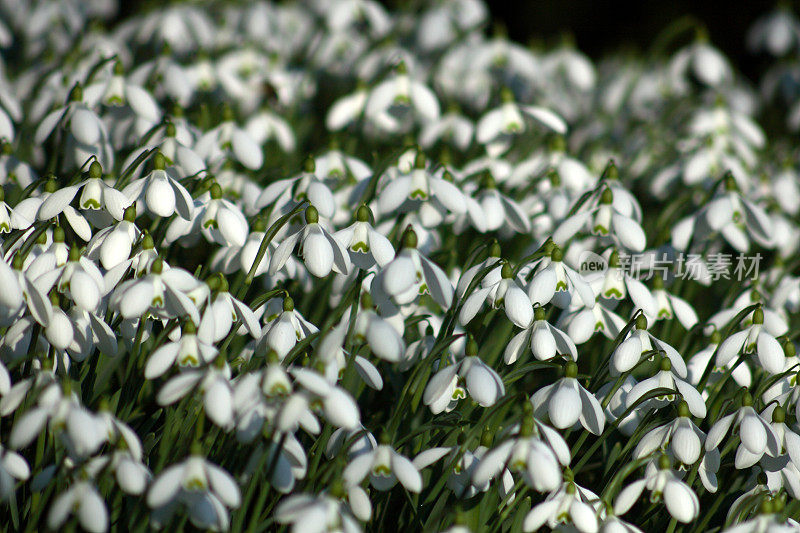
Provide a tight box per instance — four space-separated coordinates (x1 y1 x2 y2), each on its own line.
663 480 699 523
756 332 785 374
391 453 422 493
504 285 533 328
614 478 646 515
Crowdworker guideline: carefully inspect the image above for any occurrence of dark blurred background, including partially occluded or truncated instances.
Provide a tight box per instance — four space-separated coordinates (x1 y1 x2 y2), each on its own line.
487 0 777 82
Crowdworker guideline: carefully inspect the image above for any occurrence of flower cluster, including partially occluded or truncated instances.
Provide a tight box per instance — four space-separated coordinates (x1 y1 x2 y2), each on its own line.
0 1 800 532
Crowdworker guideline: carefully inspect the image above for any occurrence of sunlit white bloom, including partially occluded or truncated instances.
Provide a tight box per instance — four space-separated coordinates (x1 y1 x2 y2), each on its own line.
335 205 394 269
377 227 454 308
716 307 787 375
524 481 601 533
626 355 706 418
343 442 422 492
531 361 604 434
147 452 241 531
614 455 699 523
123 152 194 220
505 306 578 363
48 481 108 533
269 206 350 278
706 393 780 467
459 261 532 328
195 105 263 170
364 62 440 133
0 444 29 500
423 346 505 414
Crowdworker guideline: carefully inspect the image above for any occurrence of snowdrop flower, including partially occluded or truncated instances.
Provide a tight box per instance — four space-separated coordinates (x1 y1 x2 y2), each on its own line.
166 183 249 248
717 307 787 375
412 437 492 499
472 410 565 493
195 104 263 170
85 205 141 270
705 390 780 468
378 226 454 308
335 205 394 269
34 84 113 169
611 314 688 377
195 274 261 343
351 292 405 363
633 401 706 465
0 444 29 500
275 482 369 532
157 356 236 428
377 152 467 225
505 306 578 363
593 250 658 318
257 157 336 222
364 61 440 133
343 437 422 493
476 88 567 155
38 161 131 226
0 186 33 233
555 187 647 252
84 60 160 122
47 480 108 533
526 245 594 309
147 448 241 531
6 253 53 327
110 257 199 322
722 498 800 533
123 152 194 220
531 361 604 434
669 39 732 88
423 338 505 414
614 455 700 523
648 275 699 329
419 105 474 150
257 296 318 360
747 7 800 56
326 83 369 131
144 321 217 379
245 107 296 153
270 206 350 278
626 355 706 418
287 367 361 431
28 244 104 313
687 330 752 389
34 177 93 241
473 172 530 233
524 480 600 533
459 262 533 329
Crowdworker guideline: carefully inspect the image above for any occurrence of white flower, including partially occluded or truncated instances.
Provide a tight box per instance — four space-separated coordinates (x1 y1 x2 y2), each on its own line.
195 104 263 170
84 60 161 123
687 331 752 389
748 7 800 55
147 451 241 531
289 367 361 430
275 485 367 532
419 108 474 150
633 401 705 465
165 184 249 248
110 257 199 322
505 306 578 363
669 40 732 88
364 61 440 133
0 444 29 500
269 206 351 278
614 455 699 523
48 481 108 533
123 152 194 220
531 361 604 434
626 355 706 418
377 227 454 308
611 314 687 377
257 296 318 360
472 414 566 493
476 88 567 155
145 321 217 379
423 346 504 414
555 186 647 252
459 261 532 329
257 157 336 222
716 307 787 375
524 481 601 533
377 151 467 224
705 392 780 466
343 441 422 492
334 205 395 269
85 205 141 270
525 245 594 309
